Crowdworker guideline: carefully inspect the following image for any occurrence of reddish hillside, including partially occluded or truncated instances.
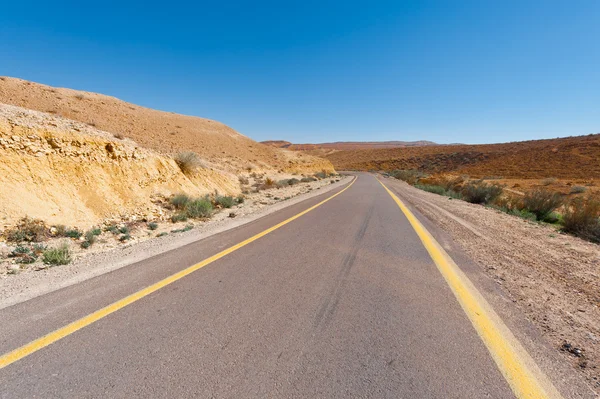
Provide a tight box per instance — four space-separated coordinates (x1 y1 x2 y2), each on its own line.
261 140 438 151
325 134 600 179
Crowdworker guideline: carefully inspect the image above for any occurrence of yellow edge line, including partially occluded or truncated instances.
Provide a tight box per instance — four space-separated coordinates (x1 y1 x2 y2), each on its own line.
0 177 357 369
377 178 562 399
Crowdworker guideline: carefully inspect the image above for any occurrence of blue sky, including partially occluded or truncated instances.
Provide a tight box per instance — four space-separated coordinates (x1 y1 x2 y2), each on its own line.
1 1 599 144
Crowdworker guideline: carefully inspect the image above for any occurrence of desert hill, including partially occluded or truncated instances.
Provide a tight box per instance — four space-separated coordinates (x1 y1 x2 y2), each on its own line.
0 77 334 228
261 140 437 151
320 134 600 180
0 77 333 175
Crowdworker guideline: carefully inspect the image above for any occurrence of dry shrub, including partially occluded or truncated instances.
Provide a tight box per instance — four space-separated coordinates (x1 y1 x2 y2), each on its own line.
174 152 203 174
170 194 191 210
389 170 426 185
541 177 557 186
5 218 48 242
260 177 276 190
461 181 503 204
570 186 587 194
520 189 564 221
562 195 600 243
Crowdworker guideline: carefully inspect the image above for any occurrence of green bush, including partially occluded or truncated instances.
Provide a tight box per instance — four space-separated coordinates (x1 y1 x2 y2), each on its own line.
184 198 213 218
170 194 191 210
118 226 130 235
42 244 72 266
521 189 564 221
236 195 245 204
105 224 119 234
148 222 159 230
65 229 82 239
508 208 537 221
81 229 99 248
562 196 600 243
461 182 503 204
215 195 235 208
314 172 328 179
9 246 38 264
414 184 446 195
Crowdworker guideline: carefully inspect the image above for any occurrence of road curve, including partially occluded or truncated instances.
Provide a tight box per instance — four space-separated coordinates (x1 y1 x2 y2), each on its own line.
0 173 554 398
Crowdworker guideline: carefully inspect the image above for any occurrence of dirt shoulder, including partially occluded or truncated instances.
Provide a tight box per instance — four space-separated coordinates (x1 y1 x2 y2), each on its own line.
382 175 600 396
0 176 352 309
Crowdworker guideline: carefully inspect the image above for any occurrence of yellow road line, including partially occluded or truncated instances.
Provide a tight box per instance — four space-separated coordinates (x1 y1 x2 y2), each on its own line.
0 177 356 370
377 178 562 399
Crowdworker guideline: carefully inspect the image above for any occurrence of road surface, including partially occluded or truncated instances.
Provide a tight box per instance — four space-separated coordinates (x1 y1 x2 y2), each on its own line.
0 174 559 398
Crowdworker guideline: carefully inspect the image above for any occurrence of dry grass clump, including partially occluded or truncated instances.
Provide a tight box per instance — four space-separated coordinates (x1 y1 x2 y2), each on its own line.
174 151 203 175
562 195 600 243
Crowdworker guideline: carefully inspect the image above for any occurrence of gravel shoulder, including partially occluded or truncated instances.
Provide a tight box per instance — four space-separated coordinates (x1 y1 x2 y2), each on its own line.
382 175 600 396
0 176 352 309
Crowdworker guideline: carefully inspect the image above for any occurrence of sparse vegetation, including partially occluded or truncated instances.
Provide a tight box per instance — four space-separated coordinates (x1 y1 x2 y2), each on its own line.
238 176 249 185
171 224 194 233
520 189 564 221
148 222 159 230
414 184 446 195
259 177 276 190
174 151 203 174
389 169 426 185
42 243 72 266
301 177 317 182
562 195 600 243
236 195 245 204
461 181 503 205
9 246 38 264
65 228 83 239
81 228 101 248
184 198 213 218
570 186 587 194
171 213 188 223
214 195 235 208
5 218 48 243
170 194 191 210
541 177 557 186
119 234 131 242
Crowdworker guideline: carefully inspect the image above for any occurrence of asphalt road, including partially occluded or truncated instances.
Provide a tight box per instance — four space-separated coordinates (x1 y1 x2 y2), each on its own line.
0 174 527 398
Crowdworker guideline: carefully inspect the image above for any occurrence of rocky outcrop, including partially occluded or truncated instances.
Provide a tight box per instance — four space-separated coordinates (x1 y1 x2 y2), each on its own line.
0 104 238 228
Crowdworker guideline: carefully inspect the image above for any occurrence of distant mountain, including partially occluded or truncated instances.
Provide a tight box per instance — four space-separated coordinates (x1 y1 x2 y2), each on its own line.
261 140 438 151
